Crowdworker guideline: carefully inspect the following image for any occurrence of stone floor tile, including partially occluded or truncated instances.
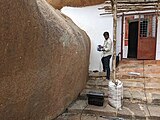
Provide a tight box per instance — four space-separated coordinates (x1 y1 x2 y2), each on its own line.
123 81 144 88
145 82 160 89
148 105 160 118
87 79 108 87
131 91 146 101
123 90 132 99
121 102 147 119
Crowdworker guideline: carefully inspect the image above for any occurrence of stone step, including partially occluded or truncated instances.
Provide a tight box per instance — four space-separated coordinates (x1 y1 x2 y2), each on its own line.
120 78 160 83
55 112 127 120
116 74 160 79
89 72 106 77
80 88 146 103
117 66 160 72
145 82 160 90
67 99 160 120
116 74 146 80
87 73 160 105
85 85 144 92
83 85 160 105
117 60 160 66
146 93 160 105
89 77 145 82
89 73 148 80
116 70 160 78
86 84 145 92
89 72 144 78
89 74 160 80
87 78 160 91
117 64 160 70
87 79 108 87
87 79 145 90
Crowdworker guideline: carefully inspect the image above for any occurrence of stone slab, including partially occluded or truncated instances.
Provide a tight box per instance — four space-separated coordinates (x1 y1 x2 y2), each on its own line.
87 79 108 87
81 88 146 103
146 93 160 104
145 82 160 89
89 72 107 77
55 113 127 120
148 105 160 119
67 99 159 119
131 91 146 101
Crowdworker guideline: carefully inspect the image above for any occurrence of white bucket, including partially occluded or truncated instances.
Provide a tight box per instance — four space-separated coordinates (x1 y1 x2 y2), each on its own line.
108 80 123 109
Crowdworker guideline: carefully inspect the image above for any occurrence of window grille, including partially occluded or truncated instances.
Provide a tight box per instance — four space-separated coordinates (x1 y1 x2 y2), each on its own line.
140 20 148 37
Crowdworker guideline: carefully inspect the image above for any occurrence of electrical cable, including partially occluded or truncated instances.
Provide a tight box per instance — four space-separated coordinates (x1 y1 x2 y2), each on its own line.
79 104 98 120
79 104 88 120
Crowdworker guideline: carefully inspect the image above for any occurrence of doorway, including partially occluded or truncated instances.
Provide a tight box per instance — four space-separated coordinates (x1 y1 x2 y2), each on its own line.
128 21 138 58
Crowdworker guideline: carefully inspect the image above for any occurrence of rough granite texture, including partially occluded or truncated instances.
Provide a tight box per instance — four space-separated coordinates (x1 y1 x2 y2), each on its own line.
47 0 106 9
0 0 90 120
46 0 155 9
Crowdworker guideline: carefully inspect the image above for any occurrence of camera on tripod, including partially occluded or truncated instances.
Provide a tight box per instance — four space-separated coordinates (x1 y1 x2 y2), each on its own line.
97 45 103 51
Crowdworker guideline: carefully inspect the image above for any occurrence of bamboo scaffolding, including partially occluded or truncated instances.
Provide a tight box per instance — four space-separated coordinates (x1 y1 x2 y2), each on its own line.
105 7 158 13
104 3 157 8
100 1 160 15
111 0 117 83
102 5 157 10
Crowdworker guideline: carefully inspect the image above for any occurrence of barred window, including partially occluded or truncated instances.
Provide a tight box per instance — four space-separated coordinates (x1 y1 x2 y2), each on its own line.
140 20 148 37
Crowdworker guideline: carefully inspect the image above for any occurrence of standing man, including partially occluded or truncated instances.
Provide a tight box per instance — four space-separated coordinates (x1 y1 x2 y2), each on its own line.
98 32 112 80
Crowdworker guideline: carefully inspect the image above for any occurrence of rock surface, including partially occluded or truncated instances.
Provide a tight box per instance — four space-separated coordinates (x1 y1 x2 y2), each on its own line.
47 0 105 9
46 0 155 9
0 0 90 120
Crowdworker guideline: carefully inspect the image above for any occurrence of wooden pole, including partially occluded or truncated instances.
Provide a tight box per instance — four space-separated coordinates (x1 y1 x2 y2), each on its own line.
111 0 117 83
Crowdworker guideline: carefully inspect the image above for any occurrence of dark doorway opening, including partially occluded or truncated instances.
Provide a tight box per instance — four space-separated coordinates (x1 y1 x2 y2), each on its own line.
128 21 138 58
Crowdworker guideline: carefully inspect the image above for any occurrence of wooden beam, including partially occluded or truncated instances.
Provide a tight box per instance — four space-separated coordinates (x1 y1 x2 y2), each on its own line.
102 5 157 11
103 3 158 7
100 12 113 15
103 0 159 12
100 11 160 16
104 7 159 14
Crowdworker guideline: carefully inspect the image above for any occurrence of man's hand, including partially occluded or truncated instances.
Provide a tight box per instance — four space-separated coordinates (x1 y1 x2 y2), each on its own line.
97 45 103 51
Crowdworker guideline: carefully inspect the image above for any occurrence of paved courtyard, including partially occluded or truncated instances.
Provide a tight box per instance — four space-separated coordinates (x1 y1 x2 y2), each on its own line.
55 60 160 120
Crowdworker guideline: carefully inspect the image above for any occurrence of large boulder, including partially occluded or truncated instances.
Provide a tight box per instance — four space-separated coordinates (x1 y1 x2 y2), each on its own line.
0 0 90 120
47 0 106 9
47 0 158 9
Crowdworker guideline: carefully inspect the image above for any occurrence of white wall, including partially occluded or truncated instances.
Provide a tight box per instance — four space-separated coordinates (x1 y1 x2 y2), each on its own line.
156 16 160 60
61 5 121 71
123 16 128 58
116 17 122 57
63 6 160 62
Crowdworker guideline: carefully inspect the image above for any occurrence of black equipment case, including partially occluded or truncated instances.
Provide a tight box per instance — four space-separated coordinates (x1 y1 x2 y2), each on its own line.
87 91 104 106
